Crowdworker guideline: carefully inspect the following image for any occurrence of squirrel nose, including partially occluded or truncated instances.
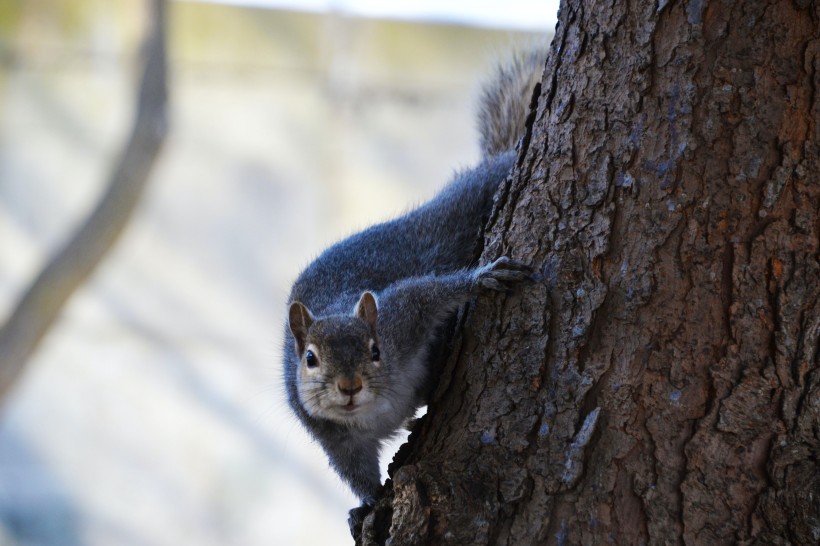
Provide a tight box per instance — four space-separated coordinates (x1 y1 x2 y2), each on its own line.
337 376 363 396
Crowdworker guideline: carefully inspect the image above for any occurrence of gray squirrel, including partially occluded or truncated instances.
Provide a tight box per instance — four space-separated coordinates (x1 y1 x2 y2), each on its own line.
282 49 544 519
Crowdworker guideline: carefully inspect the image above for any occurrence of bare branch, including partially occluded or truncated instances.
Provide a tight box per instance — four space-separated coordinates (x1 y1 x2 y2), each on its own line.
0 0 169 400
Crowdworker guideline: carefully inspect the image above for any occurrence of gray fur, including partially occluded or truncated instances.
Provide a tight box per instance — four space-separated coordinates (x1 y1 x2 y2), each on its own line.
478 48 546 156
282 50 544 504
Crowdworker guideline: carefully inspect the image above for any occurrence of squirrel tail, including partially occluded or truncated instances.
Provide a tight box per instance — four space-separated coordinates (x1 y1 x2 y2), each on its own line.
477 48 547 157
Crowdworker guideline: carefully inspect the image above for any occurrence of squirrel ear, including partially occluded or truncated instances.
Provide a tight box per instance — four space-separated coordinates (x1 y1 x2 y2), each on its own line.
288 301 314 353
353 291 378 331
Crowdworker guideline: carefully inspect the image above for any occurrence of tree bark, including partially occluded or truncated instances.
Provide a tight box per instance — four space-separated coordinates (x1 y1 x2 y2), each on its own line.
0 0 168 402
362 1 820 544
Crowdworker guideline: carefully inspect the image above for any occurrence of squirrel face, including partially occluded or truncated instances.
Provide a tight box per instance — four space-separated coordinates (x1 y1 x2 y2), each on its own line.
289 293 387 427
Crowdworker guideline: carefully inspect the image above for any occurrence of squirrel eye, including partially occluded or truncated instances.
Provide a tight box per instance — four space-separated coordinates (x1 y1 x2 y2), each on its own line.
371 345 380 362
305 350 319 368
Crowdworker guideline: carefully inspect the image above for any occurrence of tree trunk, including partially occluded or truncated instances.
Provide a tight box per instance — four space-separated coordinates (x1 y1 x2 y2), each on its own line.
361 0 820 544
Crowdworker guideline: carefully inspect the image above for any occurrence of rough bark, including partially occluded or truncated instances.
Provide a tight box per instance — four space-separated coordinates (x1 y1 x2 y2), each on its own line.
0 0 168 402
362 0 820 544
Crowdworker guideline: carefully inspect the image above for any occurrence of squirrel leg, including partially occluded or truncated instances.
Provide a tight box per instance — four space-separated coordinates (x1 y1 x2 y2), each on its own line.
377 257 535 357
323 440 380 539
323 437 382 503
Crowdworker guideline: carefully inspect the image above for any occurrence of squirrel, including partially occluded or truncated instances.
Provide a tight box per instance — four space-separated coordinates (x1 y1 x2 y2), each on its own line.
282 48 545 523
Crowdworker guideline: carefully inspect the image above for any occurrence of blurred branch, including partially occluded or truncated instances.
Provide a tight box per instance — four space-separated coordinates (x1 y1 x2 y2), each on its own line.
0 0 169 401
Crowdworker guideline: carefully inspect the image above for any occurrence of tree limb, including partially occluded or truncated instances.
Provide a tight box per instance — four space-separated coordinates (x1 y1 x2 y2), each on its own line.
0 0 168 401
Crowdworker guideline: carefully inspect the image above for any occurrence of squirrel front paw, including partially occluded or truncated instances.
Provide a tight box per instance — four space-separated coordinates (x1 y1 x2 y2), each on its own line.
348 498 376 539
475 256 536 291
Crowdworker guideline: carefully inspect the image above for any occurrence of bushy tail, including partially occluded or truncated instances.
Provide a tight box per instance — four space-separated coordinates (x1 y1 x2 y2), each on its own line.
477 48 547 157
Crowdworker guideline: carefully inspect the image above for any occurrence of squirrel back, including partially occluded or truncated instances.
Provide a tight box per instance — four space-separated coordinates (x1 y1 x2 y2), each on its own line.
282 48 546 508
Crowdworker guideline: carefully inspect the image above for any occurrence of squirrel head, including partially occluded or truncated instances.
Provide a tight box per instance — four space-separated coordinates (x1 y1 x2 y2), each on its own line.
288 292 386 427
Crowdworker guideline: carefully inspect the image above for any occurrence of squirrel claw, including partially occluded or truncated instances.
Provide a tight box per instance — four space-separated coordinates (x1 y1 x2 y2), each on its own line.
348 500 375 539
476 257 536 291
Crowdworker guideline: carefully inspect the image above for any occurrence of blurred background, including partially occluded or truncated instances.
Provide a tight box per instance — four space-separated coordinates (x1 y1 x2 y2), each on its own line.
0 0 555 544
